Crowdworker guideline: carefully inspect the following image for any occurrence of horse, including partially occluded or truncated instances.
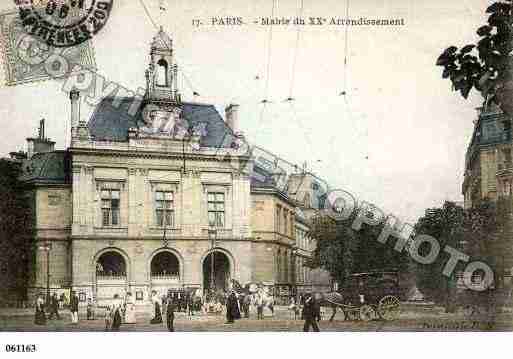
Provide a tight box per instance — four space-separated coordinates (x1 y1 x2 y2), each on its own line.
315 292 349 321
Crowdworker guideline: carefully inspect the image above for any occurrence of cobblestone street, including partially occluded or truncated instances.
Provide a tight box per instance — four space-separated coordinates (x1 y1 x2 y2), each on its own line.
1 306 512 332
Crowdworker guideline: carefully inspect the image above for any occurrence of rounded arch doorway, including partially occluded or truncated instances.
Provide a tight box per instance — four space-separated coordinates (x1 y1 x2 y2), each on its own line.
203 250 231 293
95 250 128 303
150 250 181 295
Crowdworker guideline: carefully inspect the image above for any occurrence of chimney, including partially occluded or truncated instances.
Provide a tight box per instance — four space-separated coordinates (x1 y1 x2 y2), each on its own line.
26 119 55 158
225 104 240 135
70 88 80 128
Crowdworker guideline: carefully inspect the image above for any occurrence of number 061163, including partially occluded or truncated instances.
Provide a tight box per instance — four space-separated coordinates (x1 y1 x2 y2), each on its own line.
5 344 37 352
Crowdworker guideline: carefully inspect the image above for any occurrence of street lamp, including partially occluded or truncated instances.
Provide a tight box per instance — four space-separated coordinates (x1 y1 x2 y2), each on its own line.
292 246 299 302
37 242 52 307
208 225 217 294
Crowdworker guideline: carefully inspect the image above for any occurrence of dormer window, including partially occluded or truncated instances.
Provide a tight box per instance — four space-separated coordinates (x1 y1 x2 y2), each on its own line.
156 59 169 87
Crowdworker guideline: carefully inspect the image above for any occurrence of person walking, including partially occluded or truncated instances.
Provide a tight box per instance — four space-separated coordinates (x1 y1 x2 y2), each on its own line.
225 291 240 324
48 292 61 320
110 294 123 331
302 293 320 332
70 291 79 324
166 294 175 332
34 293 46 325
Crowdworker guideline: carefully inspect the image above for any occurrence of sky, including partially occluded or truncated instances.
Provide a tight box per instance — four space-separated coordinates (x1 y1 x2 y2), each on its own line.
0 0 493 224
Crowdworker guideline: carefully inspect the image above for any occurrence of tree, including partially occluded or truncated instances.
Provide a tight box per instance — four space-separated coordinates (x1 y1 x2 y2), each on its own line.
415 199 511 310
414 201 465 311
436 1 513 116
0 159 33 305
308 208 409 287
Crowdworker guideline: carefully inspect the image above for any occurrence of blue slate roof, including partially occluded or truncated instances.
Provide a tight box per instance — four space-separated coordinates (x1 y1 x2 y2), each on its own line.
87 97 236 148
19 151 69 184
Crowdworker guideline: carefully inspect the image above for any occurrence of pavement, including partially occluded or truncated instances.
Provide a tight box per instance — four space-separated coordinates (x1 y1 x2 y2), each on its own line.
1 305 512 332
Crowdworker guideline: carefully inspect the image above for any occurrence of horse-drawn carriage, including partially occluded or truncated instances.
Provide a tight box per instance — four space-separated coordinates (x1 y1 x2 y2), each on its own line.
322 271 402 321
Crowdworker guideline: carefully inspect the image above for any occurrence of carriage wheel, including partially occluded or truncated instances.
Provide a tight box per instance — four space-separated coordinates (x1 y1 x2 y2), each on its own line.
359 305 374 322
377 295 400 321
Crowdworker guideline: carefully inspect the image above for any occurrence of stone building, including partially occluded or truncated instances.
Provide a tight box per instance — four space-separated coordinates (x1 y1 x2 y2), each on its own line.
12 29 331 305
463 103 512 207
462 102 512 284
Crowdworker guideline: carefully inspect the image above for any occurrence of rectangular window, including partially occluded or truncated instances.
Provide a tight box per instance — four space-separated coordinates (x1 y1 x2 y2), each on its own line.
155 191 174 227
276 206 281 233
284 210 288 235
503 148 512 166
208 192 225 227
101 189 120 227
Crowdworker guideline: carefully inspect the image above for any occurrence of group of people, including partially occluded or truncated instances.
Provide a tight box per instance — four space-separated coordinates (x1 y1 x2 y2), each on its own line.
104 293 136 331
34 288 322 332
149 290 176 331
202 289 274 323
34 291 80 326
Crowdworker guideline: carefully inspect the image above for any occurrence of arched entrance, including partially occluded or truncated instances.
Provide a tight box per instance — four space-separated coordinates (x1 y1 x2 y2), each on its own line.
150 250 181 296
203 250 231 292
95 251 127 302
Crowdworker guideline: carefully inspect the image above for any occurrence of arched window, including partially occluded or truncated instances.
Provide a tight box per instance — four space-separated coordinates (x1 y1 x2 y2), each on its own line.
156 59 169 87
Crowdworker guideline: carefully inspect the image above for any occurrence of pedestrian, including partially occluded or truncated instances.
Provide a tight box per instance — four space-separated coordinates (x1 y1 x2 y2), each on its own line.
70 291 79 324
256 292 264 320
302 293 320 332
48 292 61 320
124 292 136 324
150 290 163 324
110 294 122 331
186 293 194 316
59 293 65 309
104 305 112 331
86 298 95 320
34 293 46 325
243 293 251 318
225 290 241 324
166 294 175 332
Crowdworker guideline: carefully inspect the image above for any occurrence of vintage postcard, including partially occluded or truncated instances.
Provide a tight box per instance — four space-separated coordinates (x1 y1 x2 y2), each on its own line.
0 0 511 357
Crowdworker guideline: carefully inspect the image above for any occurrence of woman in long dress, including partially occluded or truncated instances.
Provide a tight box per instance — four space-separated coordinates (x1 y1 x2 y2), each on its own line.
110 294 123 331
34 293 46 325
150 291 163 324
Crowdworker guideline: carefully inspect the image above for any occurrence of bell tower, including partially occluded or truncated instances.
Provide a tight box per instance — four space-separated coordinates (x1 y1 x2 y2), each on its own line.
145 26 181 103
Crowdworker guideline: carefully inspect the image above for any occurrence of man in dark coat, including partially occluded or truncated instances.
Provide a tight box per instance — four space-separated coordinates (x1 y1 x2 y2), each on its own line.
166 295 175 332
225 291 241 324
302 293 320 332
48 292 61 320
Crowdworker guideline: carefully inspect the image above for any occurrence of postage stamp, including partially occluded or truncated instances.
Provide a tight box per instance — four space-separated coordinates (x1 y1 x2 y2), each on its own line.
0 9 96 86
15 0 113 47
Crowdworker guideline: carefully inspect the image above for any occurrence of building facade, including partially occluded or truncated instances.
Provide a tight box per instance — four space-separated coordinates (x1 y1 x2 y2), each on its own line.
13 29 331 305
462 103 513 285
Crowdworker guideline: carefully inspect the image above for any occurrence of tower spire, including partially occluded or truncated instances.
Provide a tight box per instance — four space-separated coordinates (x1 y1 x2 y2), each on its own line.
145 27 180 103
